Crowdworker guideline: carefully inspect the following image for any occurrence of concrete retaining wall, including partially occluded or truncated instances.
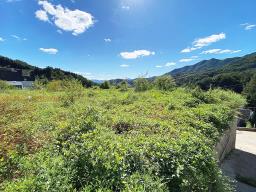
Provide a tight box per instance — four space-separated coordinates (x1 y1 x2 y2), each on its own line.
215 119 237 163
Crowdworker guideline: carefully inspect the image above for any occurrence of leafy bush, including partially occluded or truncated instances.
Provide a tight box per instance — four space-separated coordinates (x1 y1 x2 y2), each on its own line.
154 75 176 91
46 80 65 91
0 81 14 90
100 81 111 89
60 79 85 106
0 88 245 191
118 80 128 92
134 78 150 92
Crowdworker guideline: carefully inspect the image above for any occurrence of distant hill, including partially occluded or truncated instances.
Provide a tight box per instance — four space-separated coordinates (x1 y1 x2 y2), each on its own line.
108 52 256 92
165 52 256 93
0 55 93 87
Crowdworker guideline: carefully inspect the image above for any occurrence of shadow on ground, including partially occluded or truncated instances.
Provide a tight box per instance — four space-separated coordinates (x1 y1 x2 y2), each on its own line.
222 149 256 192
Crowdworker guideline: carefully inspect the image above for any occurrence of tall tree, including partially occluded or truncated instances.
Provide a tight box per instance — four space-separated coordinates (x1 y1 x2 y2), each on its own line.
244 74 256 108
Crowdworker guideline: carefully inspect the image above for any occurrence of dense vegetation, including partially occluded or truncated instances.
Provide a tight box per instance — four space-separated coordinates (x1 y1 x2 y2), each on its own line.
166 52 256 100
0 56 92 87
0 80 245 191
110 52 256 108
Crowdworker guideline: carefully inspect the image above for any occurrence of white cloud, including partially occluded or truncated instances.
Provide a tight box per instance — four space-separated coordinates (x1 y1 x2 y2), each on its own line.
201 49 241 54
0 37 5 42
11 35 27 41
155 65 163 68
179 56 199 63
179 58 194 63
104 38 111 42
165 62 176 67
39 48 58 54
122 5 130 10
75 72 93 78
181 33 226 53
57 29 63 34
11 35 19 39
36 1 95 36
241 23 256 30
193 33 226 48
120 64 129 68
245 25 256 30
120 50 155 59
181 47 199 53
35 10 49 22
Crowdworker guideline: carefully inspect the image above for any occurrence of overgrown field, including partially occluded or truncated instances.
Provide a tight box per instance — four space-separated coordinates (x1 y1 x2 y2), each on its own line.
0 87 246 191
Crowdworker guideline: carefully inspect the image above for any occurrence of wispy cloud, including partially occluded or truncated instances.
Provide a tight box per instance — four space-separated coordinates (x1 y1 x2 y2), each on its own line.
75 72 93 79
201 49 241 54
104 38 111 42
120 64 129 68
179 58 194 63
0 37 5 42
165 62 176 67
35 1 95 36
11 35 27 41
179 56 199 63
241 23 256 30
39 48 58 55
57 30 63 34
121 5 130 10
155 62 176 69
120 50 155 59
181 33 226 53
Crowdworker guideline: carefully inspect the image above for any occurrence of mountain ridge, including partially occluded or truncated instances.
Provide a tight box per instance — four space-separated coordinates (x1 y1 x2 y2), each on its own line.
0 55 93 87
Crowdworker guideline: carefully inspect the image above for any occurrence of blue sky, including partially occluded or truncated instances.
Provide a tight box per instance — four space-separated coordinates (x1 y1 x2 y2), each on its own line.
0 0 256 80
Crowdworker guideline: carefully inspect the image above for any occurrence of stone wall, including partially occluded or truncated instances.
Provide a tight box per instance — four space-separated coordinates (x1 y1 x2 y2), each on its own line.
215 119 237 163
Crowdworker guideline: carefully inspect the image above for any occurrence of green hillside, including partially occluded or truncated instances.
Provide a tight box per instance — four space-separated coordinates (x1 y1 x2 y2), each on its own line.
166 52 256 93
0 56 93 87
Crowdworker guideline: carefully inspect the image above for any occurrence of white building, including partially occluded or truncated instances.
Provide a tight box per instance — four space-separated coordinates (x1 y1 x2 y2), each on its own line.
7 81 34 89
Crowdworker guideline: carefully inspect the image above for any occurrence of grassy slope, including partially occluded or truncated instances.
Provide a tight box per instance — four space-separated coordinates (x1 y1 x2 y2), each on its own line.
0 88 245 191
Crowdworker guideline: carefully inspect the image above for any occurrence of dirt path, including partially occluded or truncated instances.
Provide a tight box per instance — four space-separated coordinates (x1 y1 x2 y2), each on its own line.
221 131 256 192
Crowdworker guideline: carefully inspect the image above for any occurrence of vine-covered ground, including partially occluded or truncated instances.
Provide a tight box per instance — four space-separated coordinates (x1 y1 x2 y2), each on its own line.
0 87 245 191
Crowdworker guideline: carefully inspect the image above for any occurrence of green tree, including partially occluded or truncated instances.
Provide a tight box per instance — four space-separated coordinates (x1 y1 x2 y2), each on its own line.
213 73 243 93
154 75 176 91
100 81 110 89
119 80 128 92
244 74 256 108
134 78 150 92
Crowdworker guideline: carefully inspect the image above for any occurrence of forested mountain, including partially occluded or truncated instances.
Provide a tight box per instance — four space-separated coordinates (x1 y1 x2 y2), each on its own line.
166 52 256 93
0 55 93 87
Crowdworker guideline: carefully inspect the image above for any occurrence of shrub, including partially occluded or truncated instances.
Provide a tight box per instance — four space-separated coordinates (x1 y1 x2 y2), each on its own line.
46 80 64 91
118 81 128 92
100 81 110 89
0 80 14 90
0 88 246 191
134 78 150 92
154 75 176 91
60 79 85 106
33 77 49 90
